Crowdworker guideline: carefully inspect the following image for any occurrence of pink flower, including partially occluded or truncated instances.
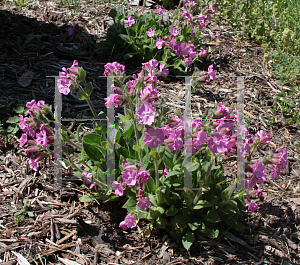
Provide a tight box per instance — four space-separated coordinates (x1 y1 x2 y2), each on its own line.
252 161 267 183
160 125 172 137
158 64 169 77
278 148 288 169
124 16 135 27
255 130 270 145
36 130 48 147
199 47 208 57
28 157 38 171
89 182 98 190
271 164 281 179
207 133 229 154
67 60 79 77
138 170 150 185
144 128 164 148
246 201 258 212
156 8 164 15
137 103 156 125
182 11 192 21
166 129 183 151
82 171 92 184
112 181 124 196
162 167 169 176
103 62 125 76
147 28 155 37
19 133 27 147
122 169 138 186
138 189 144 196
156 37 163 49
57 77 72 95
193 130 207 149
214 105 230 119
119 214 136 230
137 196 151 210
169 28 179 36
208 64 216 80
104 94 119 108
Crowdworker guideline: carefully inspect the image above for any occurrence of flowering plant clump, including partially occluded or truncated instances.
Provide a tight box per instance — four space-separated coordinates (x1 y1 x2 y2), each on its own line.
19 58 288 251
96 1 217 74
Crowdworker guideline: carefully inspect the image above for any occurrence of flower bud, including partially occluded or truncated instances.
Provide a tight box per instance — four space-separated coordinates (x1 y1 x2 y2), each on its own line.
28 146 39 153
167 118 177 127
72 157 79 162
27 140 37 145
138 189 144 196
219 127 228 135
164 139 174 144
35 152 45 162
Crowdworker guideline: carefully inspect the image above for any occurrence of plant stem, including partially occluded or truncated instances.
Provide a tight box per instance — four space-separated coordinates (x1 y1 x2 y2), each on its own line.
154 158 159 187
127 99 143 164
79 83 98 119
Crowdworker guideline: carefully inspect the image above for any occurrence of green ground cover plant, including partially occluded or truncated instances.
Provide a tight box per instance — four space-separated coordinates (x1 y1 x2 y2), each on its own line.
212 0 300 125
94 1 217 74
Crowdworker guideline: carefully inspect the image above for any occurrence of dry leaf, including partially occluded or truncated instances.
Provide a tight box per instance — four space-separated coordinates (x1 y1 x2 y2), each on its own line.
18 71 34 87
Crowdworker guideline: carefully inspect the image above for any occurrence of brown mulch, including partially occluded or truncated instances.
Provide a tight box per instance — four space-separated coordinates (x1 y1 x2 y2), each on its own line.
0 0 300 264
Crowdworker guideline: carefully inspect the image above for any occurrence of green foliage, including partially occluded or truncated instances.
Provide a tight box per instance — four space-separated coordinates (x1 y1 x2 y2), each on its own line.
11 198 34 224
96 5 207 73
6 105 26 137
213 0 300 124
81 111 245 251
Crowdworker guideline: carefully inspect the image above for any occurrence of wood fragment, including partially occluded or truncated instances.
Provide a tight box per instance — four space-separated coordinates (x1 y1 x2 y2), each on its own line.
57 230 77 245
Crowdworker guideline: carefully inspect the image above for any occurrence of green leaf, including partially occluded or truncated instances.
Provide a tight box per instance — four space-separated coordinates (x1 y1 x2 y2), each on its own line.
133 145 142 153
163 153 173 169
85 82 93 96
166 170 182 178
123 53 136 60
119 34 132 43
170 228 184 239
193 200 212 210
13 106 24 114
123 197 137 211
142 153 150 169
77 91 88 100
156 216 167 229
183 188 194 208
7 116 20 124
166 205 178 216
82 133 106 161
79 68 86 80
188 218 202 231
80 194 95 202
182 231 195 251
203 210 221 224
108 8 117 18
123 120 134 137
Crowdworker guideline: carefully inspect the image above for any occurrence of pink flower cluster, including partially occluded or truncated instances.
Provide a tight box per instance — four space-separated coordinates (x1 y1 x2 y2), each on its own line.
112 161 151 230
19 100 54 172
104 60 169 109
57 60 79 95
81 171 99 191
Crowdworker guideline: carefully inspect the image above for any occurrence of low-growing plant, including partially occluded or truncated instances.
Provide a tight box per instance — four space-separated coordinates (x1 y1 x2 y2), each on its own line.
11 198 34 224
96 1 217 74
18 60 288 251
